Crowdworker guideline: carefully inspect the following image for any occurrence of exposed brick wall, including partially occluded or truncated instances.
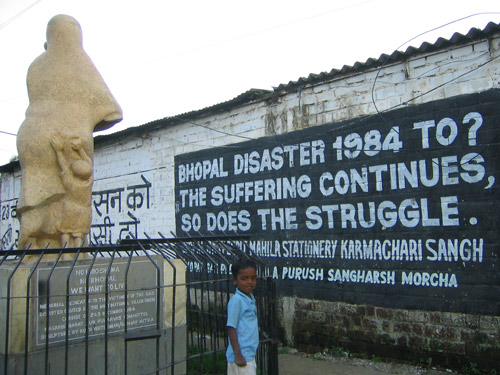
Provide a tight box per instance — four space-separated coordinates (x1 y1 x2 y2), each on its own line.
291 298 500 371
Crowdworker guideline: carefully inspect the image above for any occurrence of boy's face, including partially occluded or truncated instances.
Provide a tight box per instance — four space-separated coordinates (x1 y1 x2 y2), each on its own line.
233 266 257 297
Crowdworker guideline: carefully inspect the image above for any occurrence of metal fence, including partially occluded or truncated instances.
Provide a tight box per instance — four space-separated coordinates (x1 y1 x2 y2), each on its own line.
0 236 279 375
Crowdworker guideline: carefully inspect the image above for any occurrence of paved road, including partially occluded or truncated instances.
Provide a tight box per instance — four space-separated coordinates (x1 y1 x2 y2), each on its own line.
278 353 461 375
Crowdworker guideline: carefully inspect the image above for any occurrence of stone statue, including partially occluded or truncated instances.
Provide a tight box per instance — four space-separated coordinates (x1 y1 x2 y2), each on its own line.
16 14 123 249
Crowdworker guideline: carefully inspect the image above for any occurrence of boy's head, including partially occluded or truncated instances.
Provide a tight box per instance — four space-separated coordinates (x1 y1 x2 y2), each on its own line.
231 258 257 297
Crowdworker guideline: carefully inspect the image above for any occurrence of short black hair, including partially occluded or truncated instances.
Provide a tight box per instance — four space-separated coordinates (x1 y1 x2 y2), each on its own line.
231 258 257 279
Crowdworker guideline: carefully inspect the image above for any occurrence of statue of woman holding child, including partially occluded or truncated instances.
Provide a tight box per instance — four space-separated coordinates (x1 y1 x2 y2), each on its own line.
16 14 123 249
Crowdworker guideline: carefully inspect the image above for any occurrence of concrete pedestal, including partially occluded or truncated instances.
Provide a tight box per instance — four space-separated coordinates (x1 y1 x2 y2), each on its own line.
0 255 186 374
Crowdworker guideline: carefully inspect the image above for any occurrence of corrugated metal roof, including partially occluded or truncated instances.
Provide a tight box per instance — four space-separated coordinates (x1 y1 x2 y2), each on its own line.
1 21 499 172
92 88 274 145
120 22 500 130
274 21 500 92
93 21 500 144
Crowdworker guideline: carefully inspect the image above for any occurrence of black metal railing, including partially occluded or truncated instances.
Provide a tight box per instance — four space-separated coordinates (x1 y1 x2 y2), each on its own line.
0 236 279 375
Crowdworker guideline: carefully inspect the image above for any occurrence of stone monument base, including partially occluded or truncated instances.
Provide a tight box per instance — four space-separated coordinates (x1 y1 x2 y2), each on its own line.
1 326 187 374
0 254 186 374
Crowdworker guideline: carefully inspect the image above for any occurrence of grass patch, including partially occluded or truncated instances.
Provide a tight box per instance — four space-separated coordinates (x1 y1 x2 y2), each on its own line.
330 346 349 358
277 346 290 355
187 346 226 375
462 362 498 375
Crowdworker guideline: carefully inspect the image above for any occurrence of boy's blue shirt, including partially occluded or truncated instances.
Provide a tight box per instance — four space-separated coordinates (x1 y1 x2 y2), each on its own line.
226 288 259 363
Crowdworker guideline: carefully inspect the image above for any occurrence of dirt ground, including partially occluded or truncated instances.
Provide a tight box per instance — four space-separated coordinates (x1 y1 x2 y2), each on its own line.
278 350 461 375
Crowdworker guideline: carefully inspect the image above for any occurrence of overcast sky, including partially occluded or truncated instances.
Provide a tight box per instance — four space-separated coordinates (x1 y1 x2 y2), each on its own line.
0 0 499 166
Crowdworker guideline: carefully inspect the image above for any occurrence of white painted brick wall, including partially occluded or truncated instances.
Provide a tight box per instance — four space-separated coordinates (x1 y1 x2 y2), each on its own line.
1 35 499 249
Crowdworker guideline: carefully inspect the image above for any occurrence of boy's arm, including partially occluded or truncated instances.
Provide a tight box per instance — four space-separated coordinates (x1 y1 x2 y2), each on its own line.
228 326 246 367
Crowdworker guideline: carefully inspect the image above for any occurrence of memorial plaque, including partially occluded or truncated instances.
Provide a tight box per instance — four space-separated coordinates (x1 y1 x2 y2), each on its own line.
1 255 186 374
35 258 159 346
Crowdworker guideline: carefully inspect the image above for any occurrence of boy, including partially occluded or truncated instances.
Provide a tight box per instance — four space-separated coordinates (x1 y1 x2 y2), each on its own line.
226 258 259 375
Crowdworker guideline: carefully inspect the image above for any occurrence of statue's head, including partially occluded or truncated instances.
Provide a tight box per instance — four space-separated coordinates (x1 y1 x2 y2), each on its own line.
46 15 83 52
